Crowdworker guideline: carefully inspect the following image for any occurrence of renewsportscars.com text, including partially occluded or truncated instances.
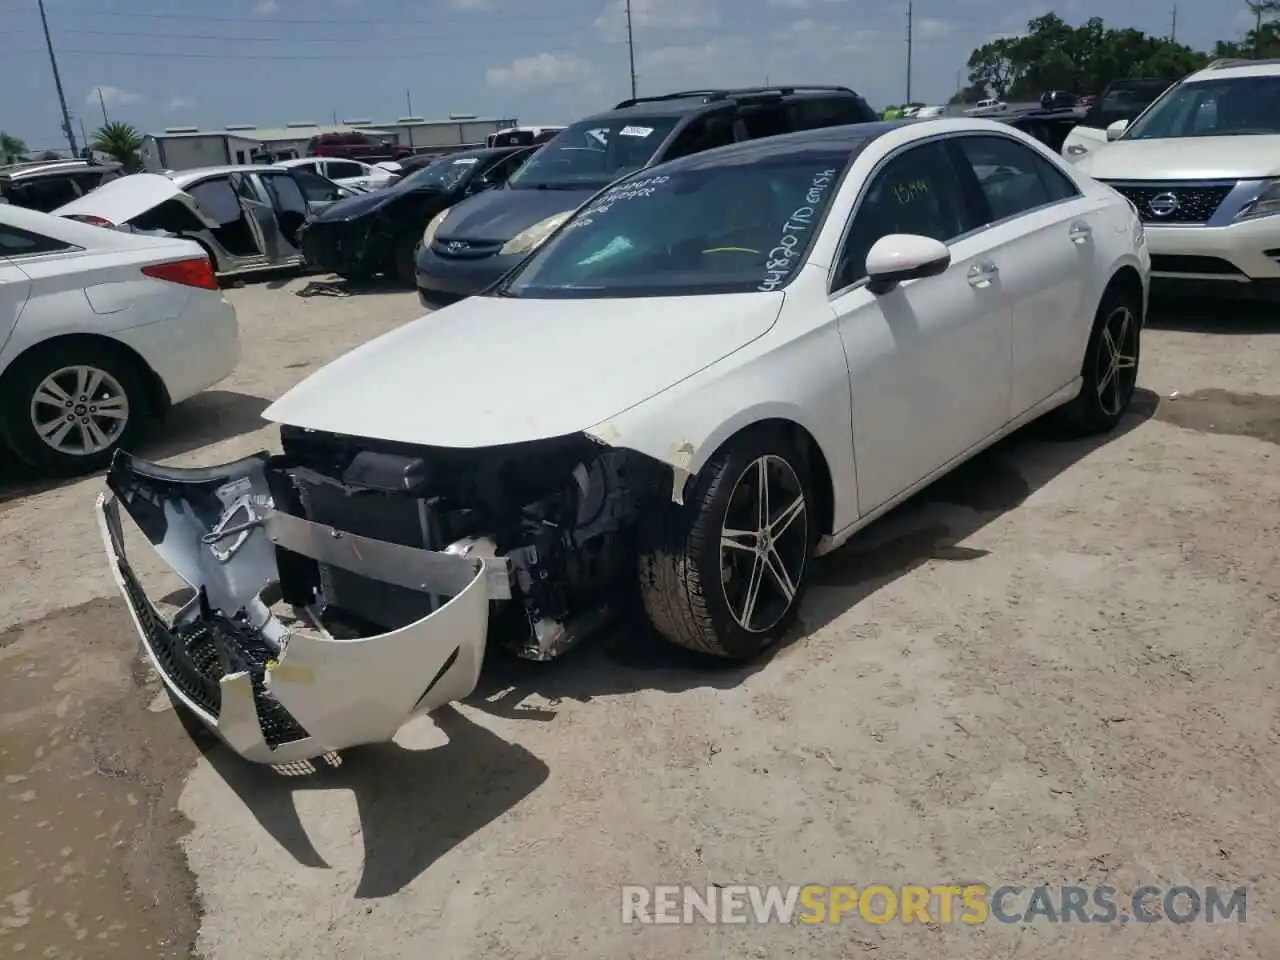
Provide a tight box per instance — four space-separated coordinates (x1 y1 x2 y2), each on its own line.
621 884 1247 925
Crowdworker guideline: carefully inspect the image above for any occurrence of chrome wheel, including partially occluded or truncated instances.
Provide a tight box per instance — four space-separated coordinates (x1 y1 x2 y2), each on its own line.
719 454 809 634
1095 305 1138 417
29 365 130 457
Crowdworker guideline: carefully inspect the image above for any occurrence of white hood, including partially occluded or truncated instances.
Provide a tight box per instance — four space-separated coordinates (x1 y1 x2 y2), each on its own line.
263 292 785 448
54 173 189 224
1078 136 1280 181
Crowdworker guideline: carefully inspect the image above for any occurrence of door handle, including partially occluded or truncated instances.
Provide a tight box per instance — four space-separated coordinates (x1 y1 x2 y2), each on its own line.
1069 221 1093 243
1065 144 1088 157
967 261 998 287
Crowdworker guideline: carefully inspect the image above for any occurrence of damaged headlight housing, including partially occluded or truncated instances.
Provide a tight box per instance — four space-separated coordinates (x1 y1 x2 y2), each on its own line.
499 211 572 256
1234 179 1280 222
422 208 450 247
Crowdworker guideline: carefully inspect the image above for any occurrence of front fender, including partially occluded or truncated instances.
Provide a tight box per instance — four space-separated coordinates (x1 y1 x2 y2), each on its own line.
585 316 859 533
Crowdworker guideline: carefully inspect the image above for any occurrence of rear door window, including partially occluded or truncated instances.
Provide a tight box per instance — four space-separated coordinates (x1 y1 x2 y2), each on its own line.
326 160 366 179
11 176 81 212
787 97 876 130
259 172 309 216
187 177 243 224
0 223 74 256
289 168 344 203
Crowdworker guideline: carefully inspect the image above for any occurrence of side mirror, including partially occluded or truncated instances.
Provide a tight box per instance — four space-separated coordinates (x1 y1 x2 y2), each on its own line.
865 234 951 294
1106 119 1129 141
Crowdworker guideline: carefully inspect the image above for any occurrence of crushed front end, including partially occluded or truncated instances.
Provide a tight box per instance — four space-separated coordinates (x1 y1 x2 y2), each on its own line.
97 428 661 763
297 217 381 277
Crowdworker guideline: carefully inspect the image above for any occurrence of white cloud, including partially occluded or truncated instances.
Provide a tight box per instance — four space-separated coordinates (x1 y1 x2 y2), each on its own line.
594 0 718 37
167 96 196 112
917 17 953 40
86 85 143 108
486 52 595 88
449 0 492 7
252 0 277 15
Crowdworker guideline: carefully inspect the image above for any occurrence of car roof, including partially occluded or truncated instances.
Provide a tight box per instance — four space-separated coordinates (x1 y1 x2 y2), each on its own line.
633 116 1035 175
577 85 870 123
1190 59 1280 81
167 164 285 183
0 159 122 181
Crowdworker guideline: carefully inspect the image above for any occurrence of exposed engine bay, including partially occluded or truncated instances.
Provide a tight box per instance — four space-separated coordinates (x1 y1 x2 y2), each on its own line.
96 426 668 763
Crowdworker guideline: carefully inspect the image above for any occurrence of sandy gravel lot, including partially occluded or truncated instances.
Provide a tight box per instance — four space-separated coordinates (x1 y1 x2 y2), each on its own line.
1 275 1277 960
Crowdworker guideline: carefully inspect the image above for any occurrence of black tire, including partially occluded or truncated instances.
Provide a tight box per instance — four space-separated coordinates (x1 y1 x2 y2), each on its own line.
395 234 420 287
1050 283 1142 436
0 341 149 476
638 427 818 659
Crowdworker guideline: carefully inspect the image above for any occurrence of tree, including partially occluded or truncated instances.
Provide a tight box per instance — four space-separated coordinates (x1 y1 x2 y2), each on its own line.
90 121 144 171
0 131 27 164
1246 1 1280 55
964 14 1210 100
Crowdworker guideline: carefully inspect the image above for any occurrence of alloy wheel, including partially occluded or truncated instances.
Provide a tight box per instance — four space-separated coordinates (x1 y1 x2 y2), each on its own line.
719 454 809 634
29 364 130 457
1095 305 1138 417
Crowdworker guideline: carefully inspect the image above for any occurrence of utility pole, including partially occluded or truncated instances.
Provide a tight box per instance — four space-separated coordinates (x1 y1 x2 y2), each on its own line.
624 0 637 99
1169 5 1177 41
905 2 913 104
97 86 109 125
38 0 77 155
406 88 415 148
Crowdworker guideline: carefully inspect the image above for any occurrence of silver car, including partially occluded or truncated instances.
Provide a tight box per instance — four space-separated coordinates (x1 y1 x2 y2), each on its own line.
51 164 358 276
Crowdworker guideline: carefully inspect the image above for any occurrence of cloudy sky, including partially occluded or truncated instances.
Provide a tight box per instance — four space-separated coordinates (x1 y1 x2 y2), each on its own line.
0 0 1252 151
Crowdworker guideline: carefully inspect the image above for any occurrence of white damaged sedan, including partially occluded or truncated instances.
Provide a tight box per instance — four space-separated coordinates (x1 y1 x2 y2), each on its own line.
98 117 1150 763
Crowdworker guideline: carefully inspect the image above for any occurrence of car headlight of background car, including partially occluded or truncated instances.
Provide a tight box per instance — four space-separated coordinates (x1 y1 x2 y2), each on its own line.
1234 179 1280 222
422 208 450 247
499 211 572 256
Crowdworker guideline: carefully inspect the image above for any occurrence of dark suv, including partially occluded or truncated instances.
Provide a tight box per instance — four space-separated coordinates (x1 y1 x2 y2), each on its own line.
415 85 878 301
0 159 123 213
306 131 413 162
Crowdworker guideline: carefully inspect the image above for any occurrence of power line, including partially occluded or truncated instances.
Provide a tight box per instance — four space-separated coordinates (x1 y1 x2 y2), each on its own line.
2 4 595 26
36 26 618 43
5 44 622 61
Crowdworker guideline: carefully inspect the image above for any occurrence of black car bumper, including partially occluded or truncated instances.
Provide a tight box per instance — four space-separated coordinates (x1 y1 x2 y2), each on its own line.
415 242 525 301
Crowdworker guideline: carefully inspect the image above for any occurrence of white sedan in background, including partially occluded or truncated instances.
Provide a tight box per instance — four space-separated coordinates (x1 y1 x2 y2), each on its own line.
98 117 1148 764
274 157 394 192
0 204 238 474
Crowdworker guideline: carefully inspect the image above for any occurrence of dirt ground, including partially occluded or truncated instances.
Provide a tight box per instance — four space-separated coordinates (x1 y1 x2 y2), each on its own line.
1 274 1277 960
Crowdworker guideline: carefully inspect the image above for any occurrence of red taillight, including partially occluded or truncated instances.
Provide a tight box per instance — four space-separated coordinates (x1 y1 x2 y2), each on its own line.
142 257 218 290
66 214 114 228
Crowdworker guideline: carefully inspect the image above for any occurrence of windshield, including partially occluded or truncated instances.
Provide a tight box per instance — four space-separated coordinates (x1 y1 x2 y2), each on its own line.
499 153 851 299
396 153 484 191
505 116 679 190
1124 76 1280 139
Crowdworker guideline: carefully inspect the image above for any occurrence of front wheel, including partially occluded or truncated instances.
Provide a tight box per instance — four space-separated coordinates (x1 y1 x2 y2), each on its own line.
395 234 420 287
1051 285 1142 436
0 343 148 476
638 428 817 659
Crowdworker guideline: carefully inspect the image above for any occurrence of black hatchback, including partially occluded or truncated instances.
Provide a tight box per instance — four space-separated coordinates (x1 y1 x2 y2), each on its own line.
296 144 535 285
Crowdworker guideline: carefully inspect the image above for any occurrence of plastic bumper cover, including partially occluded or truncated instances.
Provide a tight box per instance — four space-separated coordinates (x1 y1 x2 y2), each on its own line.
95 452 507 764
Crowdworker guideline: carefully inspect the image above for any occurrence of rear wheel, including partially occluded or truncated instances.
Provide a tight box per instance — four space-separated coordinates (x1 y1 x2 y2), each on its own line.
638 428 817 659
1051 285 1142 436
0 342 149 476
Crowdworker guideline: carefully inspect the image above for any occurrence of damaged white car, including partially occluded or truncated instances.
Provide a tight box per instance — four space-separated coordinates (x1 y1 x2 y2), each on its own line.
98 118 1150 763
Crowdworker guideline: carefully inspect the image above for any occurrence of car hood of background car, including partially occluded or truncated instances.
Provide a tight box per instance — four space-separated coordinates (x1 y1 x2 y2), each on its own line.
1080 136 1280 180
54 173 185 223
308 185 442 222
263 291 785 448
436 185 596 242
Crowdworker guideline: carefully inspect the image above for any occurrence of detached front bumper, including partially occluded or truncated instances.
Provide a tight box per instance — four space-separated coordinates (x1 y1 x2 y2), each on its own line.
298 220 377 277
96 452 507 764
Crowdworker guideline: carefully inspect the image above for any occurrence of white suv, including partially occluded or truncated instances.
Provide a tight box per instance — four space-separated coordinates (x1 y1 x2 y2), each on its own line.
1074 58 1280 300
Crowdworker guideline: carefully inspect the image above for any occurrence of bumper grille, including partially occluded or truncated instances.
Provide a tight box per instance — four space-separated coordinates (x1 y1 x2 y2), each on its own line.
1101 181 1235 225
300 222 367 271
118 553 309 749
431 238 503 260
